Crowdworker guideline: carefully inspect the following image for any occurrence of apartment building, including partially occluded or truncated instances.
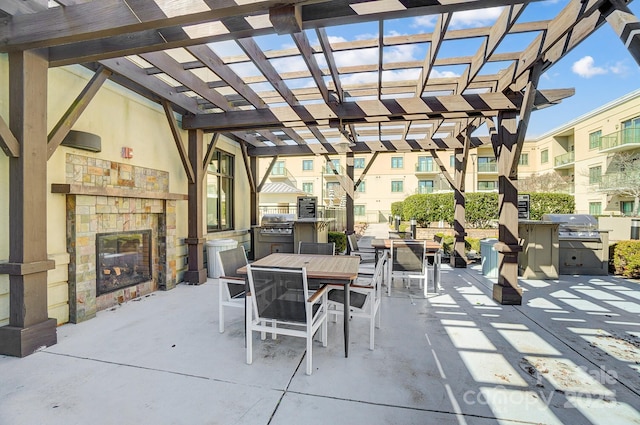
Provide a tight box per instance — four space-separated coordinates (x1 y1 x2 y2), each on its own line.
258 90 640 222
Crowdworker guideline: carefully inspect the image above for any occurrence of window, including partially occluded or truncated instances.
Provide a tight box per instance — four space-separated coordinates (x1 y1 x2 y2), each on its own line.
589 202 602 215
416 156 433 172
207 150 234 232
621 116 640 145
621 201 635 215
589 166 602 184
302 182 313 194
391 181 404 192
541 149 549 164
356 181 365 192
326 182 340 195
354 205 366 216
418 180 434 194
302 160 313 171
589 130 602 150
518 153 529 166
325 159 341 173
450 155 455 167
391 157 404 169
354 158 365 169
477 180 497 191
272 160 285 176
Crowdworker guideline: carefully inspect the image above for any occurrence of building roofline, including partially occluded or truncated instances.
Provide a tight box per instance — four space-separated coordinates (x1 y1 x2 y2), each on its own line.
527 88 640 142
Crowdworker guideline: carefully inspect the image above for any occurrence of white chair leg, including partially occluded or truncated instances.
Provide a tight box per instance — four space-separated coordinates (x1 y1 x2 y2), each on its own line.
306 335 313 375
322 317 328 347
246 297 253 365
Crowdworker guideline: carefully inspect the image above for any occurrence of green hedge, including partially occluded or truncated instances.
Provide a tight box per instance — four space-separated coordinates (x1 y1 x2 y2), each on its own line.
610 241 640 278
397 192 574 227
328 231 347 254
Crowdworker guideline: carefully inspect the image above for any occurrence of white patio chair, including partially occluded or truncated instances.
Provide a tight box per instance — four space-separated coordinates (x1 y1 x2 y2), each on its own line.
388 240 427 296
245 265 328 375
327 253 386 350
216 245 248 333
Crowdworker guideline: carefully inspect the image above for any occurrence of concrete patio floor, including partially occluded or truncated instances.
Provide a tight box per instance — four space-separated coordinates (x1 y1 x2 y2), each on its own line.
2 227 640 424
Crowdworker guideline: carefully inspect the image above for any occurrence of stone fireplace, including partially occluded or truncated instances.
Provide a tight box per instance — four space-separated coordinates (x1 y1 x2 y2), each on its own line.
57 154 184 323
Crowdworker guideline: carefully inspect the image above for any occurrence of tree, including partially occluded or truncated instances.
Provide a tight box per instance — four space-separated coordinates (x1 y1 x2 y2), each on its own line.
600 152 640 216
518 172 571 193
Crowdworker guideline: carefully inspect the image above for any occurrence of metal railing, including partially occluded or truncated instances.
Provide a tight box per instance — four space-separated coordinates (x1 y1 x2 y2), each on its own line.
415 162 435 172
477 162 497 173
554 151 575 167
598 173 635 191
600 127 640 150
324 164 343 175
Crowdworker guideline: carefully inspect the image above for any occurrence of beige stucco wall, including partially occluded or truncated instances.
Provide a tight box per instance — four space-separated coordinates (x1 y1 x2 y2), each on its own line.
0 58 250 326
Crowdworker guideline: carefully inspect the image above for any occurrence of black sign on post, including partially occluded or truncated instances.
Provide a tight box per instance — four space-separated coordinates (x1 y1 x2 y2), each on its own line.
518 194 530 220
297 196 317 219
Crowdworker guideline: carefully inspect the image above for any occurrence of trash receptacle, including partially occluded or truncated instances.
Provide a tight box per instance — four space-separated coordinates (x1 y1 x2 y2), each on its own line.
206 239 238 278
632 219 640 240
480 238 499 278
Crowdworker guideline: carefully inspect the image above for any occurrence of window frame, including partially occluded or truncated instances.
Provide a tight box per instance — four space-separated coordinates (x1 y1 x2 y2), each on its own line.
302 159 314 171
391 156 404 169
354 158 365 169
391 180 404 192
541 149 549 164
207 150 234 232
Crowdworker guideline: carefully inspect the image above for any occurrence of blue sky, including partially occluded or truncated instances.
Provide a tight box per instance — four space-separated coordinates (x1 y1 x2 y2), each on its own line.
209 1 640 139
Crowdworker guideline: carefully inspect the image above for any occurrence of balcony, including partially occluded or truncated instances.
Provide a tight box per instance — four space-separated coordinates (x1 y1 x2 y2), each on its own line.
477 162 497 173
323 164 343 178
416 186 435 194
554 151 575 169
598 172 637 192
270 167 297 186
415 162 437 175
599 127 640 153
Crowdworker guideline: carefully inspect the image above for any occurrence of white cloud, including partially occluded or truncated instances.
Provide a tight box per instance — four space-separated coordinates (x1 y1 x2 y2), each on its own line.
430 69 459 78
571 56 608 78
413 7 503 29
449 7 503 29
610 60 630 76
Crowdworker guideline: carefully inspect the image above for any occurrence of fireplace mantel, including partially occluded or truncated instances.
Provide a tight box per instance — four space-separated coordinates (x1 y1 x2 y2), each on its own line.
52 183 187 201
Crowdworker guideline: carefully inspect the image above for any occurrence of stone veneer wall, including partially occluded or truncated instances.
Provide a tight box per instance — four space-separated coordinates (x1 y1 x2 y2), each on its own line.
65 154 177 323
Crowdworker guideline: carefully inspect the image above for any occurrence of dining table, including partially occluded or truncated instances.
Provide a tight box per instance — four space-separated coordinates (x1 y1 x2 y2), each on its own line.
238 253 361 358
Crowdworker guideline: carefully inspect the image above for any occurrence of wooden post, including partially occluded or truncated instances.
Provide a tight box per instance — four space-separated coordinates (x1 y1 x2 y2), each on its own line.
183 129 207 284
492 111 523 305
0 49 57 357
346 151 354 234
452 131 470 268
602 0 640 66
250 156 259 259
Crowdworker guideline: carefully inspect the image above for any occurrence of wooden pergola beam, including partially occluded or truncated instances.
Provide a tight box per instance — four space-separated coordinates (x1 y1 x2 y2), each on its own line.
0 115 20 157
47 65 111 160
183 89 574 131
161 100 195 184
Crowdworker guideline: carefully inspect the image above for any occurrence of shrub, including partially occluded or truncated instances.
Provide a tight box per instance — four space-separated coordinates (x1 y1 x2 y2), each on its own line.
466 192 499 228
525 192 574 220
328 232 347 254
391 201 404 219
402 194 432 226
611 240 640 278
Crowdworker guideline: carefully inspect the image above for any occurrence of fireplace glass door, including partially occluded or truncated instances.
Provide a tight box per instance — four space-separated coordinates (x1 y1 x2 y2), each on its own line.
96 230 152 295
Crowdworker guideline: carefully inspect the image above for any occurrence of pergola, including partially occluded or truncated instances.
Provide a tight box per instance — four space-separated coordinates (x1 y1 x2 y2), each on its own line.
1 0 639 356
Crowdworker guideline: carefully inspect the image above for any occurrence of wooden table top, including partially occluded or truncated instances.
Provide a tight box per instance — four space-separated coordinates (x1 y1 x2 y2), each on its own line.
370 239 442 251
238 253 360 281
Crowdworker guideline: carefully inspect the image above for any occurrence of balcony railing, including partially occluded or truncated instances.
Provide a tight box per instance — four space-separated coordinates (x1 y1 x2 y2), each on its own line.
477 162 497 173
324 164 343 175
598 172 636 192
415 162 435 173
554 151 575 168
600 127 640 152
416 186 435 194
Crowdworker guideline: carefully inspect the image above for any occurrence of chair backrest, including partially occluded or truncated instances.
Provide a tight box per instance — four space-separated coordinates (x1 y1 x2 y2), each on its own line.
298 241 335 255
246 265 310 323
390 240 426 273
216 245 248 278
347 233 359 252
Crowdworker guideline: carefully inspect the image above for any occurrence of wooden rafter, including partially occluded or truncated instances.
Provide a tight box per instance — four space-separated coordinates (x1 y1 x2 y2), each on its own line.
47 65 111 159
0 115 19 157
203 133 220 172
161 99 195 184
257 156 279 192
292 31 329 103
417 12 451 96
240 140 257 194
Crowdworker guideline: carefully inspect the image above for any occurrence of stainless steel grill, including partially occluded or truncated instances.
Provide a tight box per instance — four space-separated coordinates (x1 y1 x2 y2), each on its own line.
542 214 609 275
253 214 296 260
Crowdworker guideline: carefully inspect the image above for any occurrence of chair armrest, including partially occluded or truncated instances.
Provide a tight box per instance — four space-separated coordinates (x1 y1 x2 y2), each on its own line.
307 284 328 303
220 276 245 282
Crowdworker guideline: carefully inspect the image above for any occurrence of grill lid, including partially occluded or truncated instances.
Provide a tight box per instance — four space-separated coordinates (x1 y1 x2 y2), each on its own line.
260 214 295 227
542 214 600 238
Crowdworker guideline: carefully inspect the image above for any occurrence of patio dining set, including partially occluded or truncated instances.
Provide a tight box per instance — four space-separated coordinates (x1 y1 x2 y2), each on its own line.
214 234 443 375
